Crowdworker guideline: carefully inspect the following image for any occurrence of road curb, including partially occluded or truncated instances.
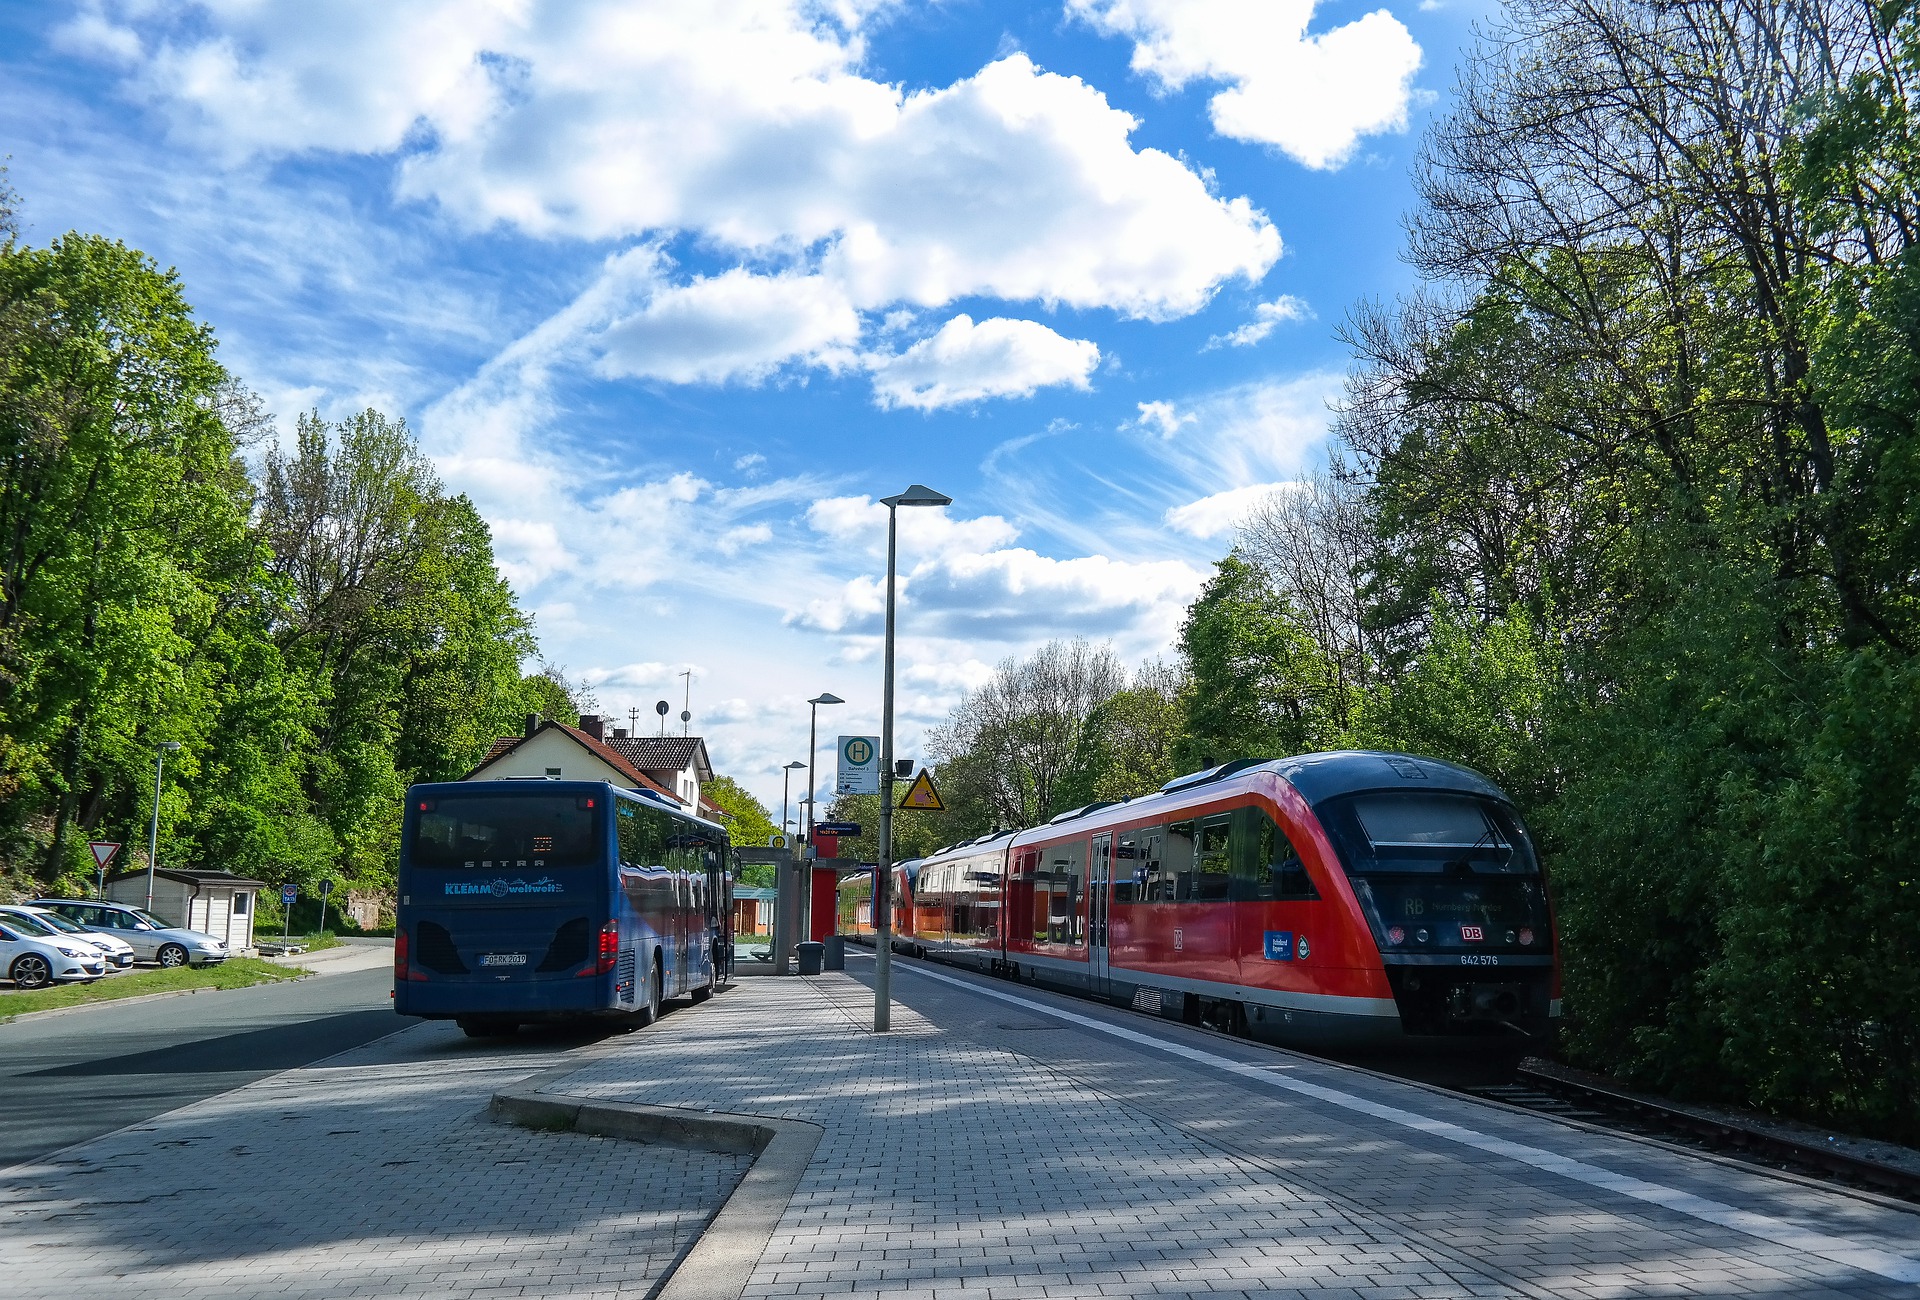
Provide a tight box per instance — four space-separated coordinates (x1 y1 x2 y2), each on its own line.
490 1090 822 1300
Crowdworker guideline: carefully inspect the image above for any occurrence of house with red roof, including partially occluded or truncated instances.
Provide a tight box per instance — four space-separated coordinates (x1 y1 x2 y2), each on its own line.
465 715 723 821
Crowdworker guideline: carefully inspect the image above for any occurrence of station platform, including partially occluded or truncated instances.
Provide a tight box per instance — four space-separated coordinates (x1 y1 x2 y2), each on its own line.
560 954 1920 1299
6 954 1919 1300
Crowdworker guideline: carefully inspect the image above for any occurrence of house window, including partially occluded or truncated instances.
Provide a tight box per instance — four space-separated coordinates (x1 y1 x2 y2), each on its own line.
546 767 562 777
234 892 250 916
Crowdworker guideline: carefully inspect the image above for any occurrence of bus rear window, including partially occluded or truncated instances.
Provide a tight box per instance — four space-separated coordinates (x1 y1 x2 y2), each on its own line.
409 796 602 869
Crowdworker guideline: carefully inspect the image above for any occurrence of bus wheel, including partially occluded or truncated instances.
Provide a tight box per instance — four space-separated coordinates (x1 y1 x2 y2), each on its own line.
634 958 663 1027
691 963 715 1003
457 1018 517 1038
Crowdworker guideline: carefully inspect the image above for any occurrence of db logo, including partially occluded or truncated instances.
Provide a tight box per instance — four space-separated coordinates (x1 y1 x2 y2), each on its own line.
1172 928 1184 951
1460 925 1484 941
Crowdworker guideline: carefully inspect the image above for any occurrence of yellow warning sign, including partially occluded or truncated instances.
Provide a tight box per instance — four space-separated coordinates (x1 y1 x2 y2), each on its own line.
899 768 945 811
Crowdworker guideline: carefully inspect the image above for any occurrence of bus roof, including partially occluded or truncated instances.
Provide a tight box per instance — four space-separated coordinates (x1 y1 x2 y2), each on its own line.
406 779 733 839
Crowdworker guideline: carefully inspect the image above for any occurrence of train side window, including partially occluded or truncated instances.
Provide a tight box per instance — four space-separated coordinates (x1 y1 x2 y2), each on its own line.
1191 817 1233 901
1115 828 1161 903
1043 839 1087 945
1233 808 1319 900
1163 821 1196 901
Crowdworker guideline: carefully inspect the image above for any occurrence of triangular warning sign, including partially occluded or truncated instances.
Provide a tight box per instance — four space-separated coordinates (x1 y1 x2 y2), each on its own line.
89 842 120 867
899 769 944 811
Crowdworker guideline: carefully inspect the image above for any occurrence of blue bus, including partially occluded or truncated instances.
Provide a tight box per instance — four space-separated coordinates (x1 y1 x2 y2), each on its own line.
395 780 733 1037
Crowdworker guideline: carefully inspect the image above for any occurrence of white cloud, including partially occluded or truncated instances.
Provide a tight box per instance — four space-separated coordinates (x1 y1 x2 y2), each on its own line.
1162 481 1294 538
77 4 1281 392
717 523 775 555
734 452 767 472
868 315 1100 410
598 269 860 385
1205 294 1312 348
1131 399 1196 437
1070 0 1422 169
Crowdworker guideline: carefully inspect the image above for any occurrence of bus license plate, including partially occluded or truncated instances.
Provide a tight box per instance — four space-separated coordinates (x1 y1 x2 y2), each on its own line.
480 952 527 967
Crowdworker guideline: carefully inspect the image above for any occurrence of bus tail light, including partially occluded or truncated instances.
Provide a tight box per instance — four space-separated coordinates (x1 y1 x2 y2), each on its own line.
579 920 619 976
395 930 428 982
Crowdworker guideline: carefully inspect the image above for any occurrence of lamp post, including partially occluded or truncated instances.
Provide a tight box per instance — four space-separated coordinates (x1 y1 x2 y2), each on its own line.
146 741 182 914
780 760 807 842
803 693 844 849
875 484 951 1032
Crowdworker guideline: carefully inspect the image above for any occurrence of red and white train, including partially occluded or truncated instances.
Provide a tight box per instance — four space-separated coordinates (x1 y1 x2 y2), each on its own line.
842 751 1560 1047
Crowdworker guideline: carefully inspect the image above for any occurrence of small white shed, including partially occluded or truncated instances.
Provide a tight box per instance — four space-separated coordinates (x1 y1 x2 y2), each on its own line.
105 869 265 954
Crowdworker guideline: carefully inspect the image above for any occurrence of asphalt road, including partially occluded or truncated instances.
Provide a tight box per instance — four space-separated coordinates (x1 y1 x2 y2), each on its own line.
0 965 414 1168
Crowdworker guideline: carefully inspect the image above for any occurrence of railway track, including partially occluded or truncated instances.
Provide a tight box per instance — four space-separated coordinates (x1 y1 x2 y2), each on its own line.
1456 1066 1920 1205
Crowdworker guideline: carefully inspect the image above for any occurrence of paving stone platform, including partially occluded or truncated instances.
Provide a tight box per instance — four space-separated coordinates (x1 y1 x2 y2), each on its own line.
0 1022 749 1300
6 960 1918 1300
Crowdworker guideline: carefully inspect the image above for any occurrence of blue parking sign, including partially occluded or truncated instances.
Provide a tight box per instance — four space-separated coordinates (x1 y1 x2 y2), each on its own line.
1263 931 1294 962
281 884 297 905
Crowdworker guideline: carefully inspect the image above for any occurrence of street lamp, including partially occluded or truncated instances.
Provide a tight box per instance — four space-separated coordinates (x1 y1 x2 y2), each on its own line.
875 484 951 1032
803 693 844 849
780 761 807 843
146 741 182 913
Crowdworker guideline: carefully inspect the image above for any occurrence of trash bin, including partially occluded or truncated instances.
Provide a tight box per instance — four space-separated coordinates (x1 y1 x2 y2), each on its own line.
796 941 825 976
823 933 845 971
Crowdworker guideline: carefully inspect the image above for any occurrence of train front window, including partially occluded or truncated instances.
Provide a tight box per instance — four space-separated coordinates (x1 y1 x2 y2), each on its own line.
1329 793 1537 876
408 796 603 869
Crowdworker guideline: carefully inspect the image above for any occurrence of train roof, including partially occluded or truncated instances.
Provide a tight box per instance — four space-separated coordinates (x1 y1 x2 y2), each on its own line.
907 750 1514 866
1263 750 1511 805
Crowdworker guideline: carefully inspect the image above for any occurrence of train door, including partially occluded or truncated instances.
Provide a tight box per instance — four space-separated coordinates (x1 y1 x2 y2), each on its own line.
1090 833 1112 998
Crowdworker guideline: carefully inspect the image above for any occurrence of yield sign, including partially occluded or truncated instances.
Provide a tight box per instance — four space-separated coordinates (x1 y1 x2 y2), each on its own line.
88 842 120 868
898 769 945 811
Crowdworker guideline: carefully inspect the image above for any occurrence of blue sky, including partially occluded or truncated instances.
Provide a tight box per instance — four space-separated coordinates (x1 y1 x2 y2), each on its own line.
2 0 1483 813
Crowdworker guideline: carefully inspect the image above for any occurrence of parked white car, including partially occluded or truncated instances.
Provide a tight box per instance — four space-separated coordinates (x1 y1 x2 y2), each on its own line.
0 915 106 989
0 906 135 969
33 900 231 967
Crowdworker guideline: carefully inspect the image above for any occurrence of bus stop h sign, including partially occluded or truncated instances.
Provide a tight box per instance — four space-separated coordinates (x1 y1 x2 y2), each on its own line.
836 734 880 795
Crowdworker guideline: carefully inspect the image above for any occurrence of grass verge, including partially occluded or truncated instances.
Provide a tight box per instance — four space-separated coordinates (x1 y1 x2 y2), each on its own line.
0 957 306 1021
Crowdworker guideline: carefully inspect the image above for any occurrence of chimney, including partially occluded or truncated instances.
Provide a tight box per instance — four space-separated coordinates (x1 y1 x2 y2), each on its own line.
524 713 540 738
613 727 629 739
579 714 604 740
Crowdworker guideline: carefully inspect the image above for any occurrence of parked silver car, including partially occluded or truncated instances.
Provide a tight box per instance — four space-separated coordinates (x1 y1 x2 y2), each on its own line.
0 905 136 969
0 913 105 988
33 900 230 967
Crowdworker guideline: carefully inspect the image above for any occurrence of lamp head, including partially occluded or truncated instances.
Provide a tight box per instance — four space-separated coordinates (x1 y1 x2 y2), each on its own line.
159 741 182 752
784 760 808 771
809 692 845 706
881 484 952 509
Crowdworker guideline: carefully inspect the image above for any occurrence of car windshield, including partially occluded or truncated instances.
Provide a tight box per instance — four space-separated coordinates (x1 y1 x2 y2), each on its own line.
27 911 87 935
0 910 59 937
123 909 168 929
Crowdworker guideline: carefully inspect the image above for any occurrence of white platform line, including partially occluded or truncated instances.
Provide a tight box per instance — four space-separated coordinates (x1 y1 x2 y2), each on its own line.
900 962 1920 1285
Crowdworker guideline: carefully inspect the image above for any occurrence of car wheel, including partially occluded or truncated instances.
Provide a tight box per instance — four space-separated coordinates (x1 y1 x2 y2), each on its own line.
10 954 53 990
157 944 189 968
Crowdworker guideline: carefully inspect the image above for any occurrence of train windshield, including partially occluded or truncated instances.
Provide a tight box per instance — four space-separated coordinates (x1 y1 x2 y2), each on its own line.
407 795 604 870
1318 791 1549 952
1328 793 1537 876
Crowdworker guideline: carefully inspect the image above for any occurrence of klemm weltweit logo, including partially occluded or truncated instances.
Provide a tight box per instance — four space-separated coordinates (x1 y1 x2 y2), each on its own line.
444 877 564 897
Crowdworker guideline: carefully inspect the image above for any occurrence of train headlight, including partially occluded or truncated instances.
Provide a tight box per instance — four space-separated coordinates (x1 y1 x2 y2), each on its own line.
1519 927 1535 946
1386 926 1406 945
1415 928 1429 943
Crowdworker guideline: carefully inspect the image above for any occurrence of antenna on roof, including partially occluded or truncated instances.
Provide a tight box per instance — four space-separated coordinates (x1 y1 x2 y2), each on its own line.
678 668 694 736
654 699 669 736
